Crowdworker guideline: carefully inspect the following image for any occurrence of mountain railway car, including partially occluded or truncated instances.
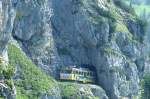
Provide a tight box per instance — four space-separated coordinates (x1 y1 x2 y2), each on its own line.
59 66 95 83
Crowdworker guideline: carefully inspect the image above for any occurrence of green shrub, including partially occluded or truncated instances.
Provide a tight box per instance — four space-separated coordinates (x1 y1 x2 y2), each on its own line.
114 0 136 15
0 58 4 77
0 57 15 98
104 47 119 56
135 17 148 43
104 47 114 55
115 22 130 33
8 44 58 99
59 82 80 99
141 74 150 99
3 65 15 79
136 17 148 34
89 1 122 21
113 22 135 43
16 11 23 20
5 79 14 90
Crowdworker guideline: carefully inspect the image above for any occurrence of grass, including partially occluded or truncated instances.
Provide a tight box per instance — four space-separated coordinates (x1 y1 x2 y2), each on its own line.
8 44 58 99
114 22 137 43
115 22 130 33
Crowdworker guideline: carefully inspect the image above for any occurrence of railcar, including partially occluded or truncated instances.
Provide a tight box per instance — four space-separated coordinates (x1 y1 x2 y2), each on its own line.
60 66 95 83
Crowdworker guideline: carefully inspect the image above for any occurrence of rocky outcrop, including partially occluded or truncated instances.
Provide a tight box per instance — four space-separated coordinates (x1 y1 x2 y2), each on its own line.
12 0 60 77
59 82 108 99
0 0 149 99
0 0 16 98
0 82 16 99
8 43 108 99
0 0 15 61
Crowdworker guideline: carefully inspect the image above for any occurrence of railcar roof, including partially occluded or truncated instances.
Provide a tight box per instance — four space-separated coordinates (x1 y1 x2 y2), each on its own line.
61 66 93 72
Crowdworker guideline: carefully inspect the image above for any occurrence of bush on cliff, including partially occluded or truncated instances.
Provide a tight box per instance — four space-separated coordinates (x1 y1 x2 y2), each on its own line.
8 44 58 99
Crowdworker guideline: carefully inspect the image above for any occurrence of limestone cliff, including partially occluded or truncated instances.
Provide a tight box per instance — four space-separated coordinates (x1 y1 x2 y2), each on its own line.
0 0 149 99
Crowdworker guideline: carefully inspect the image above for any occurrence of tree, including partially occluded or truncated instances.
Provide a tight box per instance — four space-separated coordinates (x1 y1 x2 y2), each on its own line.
141 74 150 99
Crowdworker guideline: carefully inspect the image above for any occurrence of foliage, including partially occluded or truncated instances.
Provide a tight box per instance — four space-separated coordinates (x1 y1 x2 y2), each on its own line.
59 82 79 99
107 0 111 3
5 79 14 90
133 4 150 16
115 22 130 33
0 57 14 98
114 0 136 15
104 47 115 55
104 47 120 56
16 11 23 20
0 58 4 77
59 82 99 99
87 0 123 23
3 65 15 79
8 44 58 99
135 17 148 43
136 17 148 33
88 15 106 25
109 19 116 34
109 66 124 76
141 74 150 99
114 22 134 42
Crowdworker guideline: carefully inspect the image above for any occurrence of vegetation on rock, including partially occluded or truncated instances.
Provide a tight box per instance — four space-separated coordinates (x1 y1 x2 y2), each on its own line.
0 57 15 98
59 82 100 99
8 44 59 99
141 74 150 99
59 82 80 99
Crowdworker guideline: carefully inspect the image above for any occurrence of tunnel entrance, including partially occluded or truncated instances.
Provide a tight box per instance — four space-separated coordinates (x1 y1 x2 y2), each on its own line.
79 64 98 84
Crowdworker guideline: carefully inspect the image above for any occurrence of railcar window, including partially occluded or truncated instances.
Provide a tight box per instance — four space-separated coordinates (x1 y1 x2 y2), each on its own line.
85 72 87 76
76 71 79 74
87 72 89 76
79 71 82 75
84 72 85 76
76 71 77 74
72 71 75 74
91 72 92 76
90 72 92 76
63 70 72 73
81 72 83 75
83 72 85 76
86 72 88 76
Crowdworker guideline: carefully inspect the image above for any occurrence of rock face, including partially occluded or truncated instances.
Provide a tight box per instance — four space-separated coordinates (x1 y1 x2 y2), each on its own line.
0 0 15 62
0 0 16 99
12 0 60 77
0 0 150 99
